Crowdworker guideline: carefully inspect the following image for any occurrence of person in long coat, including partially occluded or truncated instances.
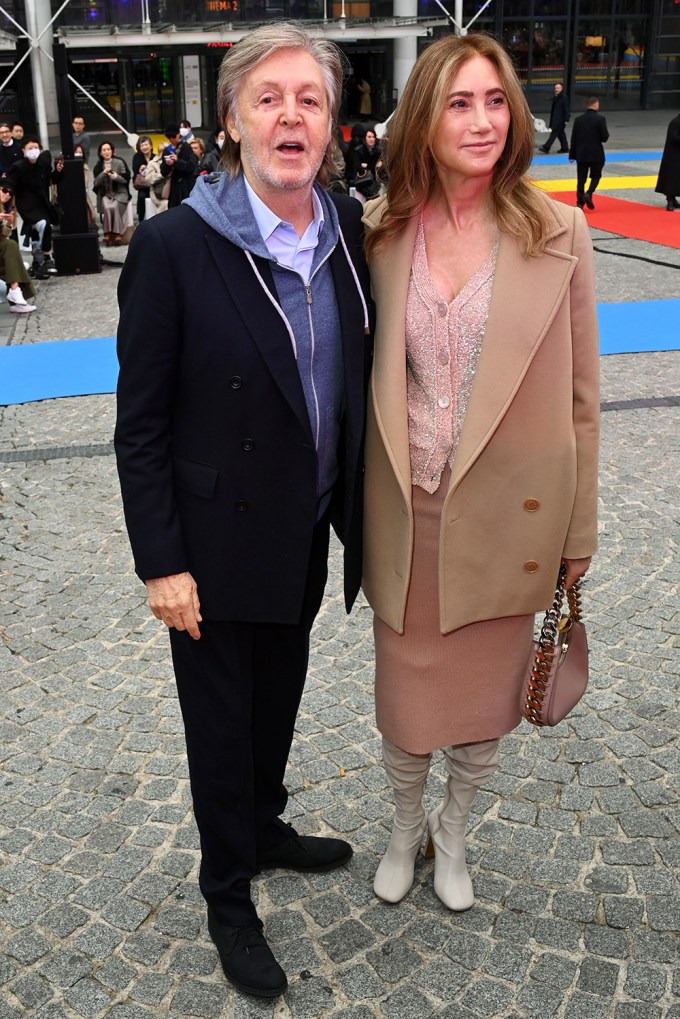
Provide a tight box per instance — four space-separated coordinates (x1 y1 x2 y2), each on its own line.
538 82 570 154
654 112 680 211
7 138 64 277
361 33 599 914
92 142 131 245
569 97 609 209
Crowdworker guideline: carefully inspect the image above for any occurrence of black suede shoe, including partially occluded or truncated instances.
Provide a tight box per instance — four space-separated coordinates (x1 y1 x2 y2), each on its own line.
257 825 353 872
207 909 287 998
585 193 595 210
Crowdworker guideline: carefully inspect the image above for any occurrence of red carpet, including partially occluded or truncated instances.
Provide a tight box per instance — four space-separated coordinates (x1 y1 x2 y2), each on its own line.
548 192 680 249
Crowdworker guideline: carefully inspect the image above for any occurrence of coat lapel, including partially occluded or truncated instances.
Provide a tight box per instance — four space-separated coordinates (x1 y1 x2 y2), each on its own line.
448 225 577 493
203 231 313 441
370 214 419 499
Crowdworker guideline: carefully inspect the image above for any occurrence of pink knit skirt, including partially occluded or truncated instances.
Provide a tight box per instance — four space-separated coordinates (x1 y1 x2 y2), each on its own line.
374 469 535 754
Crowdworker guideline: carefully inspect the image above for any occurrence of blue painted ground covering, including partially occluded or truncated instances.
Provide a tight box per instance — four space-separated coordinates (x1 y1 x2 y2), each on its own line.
532 150 663 166
597 299 680 356
0 337 118 406
0 303 678 405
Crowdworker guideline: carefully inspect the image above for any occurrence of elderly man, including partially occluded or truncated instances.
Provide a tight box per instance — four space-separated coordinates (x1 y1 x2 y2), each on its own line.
115 23 371 1000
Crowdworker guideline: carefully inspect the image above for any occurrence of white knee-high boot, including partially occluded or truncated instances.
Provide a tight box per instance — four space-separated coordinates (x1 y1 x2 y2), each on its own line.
374 738 432 903
427 739 499 911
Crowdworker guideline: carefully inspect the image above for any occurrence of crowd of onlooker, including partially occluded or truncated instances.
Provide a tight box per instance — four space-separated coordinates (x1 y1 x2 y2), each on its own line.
0 112 388 318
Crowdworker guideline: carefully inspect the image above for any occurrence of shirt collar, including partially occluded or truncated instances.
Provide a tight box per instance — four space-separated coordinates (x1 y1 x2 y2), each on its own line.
243 173 324 245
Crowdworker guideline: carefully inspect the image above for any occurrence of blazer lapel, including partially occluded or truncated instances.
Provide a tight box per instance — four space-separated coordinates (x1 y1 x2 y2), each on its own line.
370 214 419 499
448 226 577 493
204 231 312 441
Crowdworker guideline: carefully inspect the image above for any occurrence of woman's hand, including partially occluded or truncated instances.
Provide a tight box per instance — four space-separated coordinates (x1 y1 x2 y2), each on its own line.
562 556 591 590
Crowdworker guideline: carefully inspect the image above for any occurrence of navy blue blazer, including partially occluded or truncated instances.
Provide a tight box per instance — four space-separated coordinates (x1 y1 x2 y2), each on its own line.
114 192 372 623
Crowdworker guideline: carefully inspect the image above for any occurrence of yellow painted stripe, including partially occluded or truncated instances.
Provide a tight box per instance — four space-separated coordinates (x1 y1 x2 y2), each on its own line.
531 175 658 192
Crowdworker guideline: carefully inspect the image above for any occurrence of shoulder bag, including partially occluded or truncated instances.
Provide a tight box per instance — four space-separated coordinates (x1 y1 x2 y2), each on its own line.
520 563 589 727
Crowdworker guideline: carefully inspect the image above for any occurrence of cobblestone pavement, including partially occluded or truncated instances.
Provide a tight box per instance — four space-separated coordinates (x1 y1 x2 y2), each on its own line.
1 124 679 1018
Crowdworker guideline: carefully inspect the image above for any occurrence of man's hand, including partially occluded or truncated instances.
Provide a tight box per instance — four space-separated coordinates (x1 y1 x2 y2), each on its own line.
563 557 591 591
146 573 202 640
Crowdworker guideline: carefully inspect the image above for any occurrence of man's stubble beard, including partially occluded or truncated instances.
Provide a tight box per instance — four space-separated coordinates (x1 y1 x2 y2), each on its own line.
234 111 329 193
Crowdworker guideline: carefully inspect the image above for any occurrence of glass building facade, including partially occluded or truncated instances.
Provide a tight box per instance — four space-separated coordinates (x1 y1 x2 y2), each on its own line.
1 0 678 132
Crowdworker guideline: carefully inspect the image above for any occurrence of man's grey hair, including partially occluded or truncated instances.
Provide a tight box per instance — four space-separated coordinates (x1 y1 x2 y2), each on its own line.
216 22 345 186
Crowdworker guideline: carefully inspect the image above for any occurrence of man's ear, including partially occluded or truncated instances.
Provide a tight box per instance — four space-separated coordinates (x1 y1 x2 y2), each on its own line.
226 113 240 144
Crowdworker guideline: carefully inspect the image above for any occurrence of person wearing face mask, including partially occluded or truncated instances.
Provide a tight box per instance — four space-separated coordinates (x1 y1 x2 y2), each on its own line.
7 139 64 278
179 119 196 144
160 123 199 208
0 123 23 175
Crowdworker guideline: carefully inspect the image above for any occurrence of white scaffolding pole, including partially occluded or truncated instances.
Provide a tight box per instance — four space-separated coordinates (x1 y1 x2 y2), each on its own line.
25 1 49 144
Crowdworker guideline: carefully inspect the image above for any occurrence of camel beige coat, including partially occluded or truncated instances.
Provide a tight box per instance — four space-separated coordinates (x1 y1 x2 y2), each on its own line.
361 194 599 636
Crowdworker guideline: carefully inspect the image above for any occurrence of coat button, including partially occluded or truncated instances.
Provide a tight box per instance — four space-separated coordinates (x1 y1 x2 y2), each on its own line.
234 500 248 511
241 438 254 451
524 560 539 573
524 499 540 512
229 376 242 389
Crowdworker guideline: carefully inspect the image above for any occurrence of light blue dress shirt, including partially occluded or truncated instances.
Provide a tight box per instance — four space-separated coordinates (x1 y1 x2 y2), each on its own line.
243 174 324 284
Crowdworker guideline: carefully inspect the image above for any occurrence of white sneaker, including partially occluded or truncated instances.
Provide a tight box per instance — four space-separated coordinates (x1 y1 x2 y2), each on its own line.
7 288 36 313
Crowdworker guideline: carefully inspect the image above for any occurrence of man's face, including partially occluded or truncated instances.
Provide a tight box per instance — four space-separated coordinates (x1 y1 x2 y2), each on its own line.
554 84 562 96
227 48 331 199
73 118 85 133
0 125 12 145
12 125 23 140
23 141 40 156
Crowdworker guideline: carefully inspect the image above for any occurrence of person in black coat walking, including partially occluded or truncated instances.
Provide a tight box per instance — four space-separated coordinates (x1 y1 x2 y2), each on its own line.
539 83 570 154
654 113 680 212
569 97 609 209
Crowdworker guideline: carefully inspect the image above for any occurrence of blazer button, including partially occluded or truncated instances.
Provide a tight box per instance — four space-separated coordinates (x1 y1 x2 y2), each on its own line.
524 499 540 512
241 438 254 451
234 500 248 512
524 560 539 573
229 376 242 389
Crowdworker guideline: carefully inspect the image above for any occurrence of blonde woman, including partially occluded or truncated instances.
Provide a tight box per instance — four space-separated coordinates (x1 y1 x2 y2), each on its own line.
362 33 599 911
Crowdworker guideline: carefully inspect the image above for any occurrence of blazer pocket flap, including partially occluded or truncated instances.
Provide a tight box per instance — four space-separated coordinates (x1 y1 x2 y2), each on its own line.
172 455 218 499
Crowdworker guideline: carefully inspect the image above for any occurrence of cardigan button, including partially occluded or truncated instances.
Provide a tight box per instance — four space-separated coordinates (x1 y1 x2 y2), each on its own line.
524 499 540 512
524 560 539 573
242 438 254 451
229 376 242 389
234 500 248 511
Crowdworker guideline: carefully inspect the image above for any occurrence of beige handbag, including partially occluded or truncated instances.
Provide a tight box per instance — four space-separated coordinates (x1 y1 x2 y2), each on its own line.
520 564 589 727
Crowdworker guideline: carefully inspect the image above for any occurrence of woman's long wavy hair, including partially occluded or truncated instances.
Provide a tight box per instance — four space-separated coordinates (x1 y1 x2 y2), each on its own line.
365 33 555 260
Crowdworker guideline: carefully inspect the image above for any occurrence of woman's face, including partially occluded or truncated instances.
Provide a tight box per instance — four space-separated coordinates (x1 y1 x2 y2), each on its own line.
365 130 376 147
430 55 510 187
100 143 113 160
140 139 152 156
191 140 202 158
